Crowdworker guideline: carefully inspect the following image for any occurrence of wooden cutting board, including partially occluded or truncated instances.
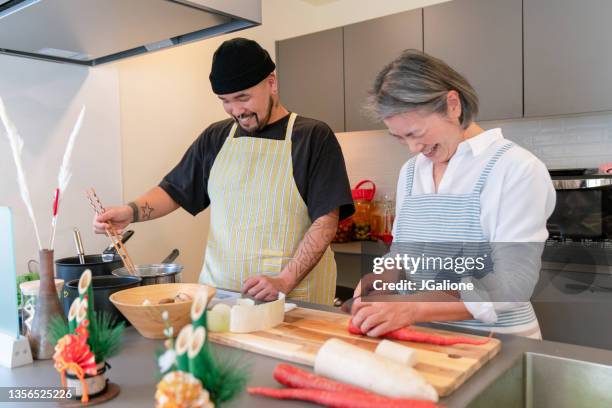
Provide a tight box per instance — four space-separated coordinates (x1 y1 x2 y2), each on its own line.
208 307 501 396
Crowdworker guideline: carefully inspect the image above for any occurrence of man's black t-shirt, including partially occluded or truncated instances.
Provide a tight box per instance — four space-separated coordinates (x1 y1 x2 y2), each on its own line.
159 114 355 222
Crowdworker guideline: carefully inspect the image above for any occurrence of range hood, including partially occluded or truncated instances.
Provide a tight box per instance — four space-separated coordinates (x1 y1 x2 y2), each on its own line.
0 0 261 65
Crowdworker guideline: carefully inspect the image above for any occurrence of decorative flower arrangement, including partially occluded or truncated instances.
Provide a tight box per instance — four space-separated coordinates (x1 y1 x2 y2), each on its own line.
48 270 124 403
155 290 249 408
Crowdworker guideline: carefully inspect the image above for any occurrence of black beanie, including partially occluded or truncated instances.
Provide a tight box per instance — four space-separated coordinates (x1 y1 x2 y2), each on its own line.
209 38 276 95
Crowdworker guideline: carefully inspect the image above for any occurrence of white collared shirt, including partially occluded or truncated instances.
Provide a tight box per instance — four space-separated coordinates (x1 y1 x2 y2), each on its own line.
394 128 556 242
393 128 556 323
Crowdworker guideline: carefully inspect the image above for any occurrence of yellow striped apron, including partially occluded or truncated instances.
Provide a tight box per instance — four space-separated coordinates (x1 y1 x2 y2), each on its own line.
199 113 337 305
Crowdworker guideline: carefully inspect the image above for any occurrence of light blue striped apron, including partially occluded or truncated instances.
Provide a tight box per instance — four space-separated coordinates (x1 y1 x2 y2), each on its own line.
394 142 541 338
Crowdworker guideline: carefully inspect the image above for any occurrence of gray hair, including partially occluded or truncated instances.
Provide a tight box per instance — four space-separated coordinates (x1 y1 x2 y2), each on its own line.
366 49 479 129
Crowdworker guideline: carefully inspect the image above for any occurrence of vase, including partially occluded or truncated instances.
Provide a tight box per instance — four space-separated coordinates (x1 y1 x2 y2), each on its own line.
29 249 66 359
67 361 108 399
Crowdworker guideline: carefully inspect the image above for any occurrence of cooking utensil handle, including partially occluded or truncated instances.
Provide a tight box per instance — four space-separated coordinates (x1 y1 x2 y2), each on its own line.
73 228 85 264
103 229 134 254
161 249 180 264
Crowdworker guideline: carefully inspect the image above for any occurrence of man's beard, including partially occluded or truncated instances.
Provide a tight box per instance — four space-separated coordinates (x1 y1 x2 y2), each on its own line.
234 96 274 132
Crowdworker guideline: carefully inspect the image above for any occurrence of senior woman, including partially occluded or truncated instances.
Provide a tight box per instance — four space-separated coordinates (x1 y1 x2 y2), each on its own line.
351 50 555 339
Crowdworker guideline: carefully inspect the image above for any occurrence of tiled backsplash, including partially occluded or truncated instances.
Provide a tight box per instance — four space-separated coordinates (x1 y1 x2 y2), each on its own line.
337 112 612 199
481 112 612 169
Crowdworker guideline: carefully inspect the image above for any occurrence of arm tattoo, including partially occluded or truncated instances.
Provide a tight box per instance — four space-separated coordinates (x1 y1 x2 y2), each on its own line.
284 210 339 286
128 202 139 222
140 202 155 220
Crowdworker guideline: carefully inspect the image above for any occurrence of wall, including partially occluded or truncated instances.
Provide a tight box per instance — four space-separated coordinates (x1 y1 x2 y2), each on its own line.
481 113 612 169
0 54 122 275
337 111 612 204
116 0 449 283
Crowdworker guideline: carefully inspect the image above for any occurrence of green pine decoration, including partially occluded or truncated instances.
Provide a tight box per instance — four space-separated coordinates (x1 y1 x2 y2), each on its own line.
47 309 124 363
89 311 125 363
157 293 250 406
48 314 71 346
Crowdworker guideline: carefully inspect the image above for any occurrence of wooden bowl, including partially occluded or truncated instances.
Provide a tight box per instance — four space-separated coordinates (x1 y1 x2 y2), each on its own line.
109 283 215 339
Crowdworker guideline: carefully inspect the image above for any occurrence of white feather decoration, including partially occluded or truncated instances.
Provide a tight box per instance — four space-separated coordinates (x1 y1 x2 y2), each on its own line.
50 106 85 249
0 95 42 250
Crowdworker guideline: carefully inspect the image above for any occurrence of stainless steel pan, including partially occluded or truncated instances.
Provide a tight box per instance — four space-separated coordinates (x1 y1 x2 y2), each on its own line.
111 249 182 285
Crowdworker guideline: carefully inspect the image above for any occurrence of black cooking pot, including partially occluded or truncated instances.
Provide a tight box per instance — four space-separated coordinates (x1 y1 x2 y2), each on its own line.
55 254 124 283
63 275 142 324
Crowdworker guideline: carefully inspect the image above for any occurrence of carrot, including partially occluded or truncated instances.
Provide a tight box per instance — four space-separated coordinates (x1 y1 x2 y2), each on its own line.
348 321 491 346
273 364 372 395
248 387 441 408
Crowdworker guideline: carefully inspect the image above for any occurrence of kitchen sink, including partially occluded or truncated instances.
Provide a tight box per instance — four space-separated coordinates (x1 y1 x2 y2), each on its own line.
467 352 612 408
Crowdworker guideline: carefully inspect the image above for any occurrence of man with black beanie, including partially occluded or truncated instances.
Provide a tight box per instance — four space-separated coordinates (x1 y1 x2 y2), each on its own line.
94 38 354 305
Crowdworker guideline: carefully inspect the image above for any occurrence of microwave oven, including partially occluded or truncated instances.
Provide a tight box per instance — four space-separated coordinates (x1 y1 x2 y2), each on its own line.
547 168 612 241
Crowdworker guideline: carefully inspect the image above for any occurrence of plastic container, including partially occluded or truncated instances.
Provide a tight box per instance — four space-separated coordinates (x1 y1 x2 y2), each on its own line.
19 278 64 338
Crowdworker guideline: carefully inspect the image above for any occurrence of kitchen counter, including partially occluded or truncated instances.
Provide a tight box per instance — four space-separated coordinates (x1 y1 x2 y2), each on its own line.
2 301 612 407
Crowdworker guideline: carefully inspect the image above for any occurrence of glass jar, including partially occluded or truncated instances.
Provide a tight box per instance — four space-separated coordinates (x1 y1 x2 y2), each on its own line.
333 217 354 243
370 195 395 243
353 199 373 240
19 279 64 337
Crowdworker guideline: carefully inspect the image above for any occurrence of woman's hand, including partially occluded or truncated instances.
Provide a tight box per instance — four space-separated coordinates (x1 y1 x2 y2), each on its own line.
350 298 421 338
599 163 612 174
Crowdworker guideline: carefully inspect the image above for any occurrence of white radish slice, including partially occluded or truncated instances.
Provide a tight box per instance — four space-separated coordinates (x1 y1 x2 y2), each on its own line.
314 338 438 402
235 298 255 307
375 340 418 367
208 303 231 332
229 293 285 333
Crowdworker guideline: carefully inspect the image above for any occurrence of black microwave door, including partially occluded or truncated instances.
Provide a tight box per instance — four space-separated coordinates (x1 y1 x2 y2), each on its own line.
548 188 605 239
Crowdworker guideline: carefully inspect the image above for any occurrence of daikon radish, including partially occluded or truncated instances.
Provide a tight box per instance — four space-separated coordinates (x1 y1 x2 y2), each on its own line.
314 339 438 402
208 303 231 332
235 298 255 306
229 293 285 333
375 340 418 367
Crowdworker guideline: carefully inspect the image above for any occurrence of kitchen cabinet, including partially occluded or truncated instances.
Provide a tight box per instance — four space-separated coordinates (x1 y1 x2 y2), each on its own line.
276 28 345 132
524 0 612 117
423 0 523 121
343 9 423 132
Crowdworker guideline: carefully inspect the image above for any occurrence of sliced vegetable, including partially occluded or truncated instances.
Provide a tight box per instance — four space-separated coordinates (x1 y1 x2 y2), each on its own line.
208 303 231 333
375 340 418 367
248 387 441 408
314 339 438 401
235 298 255 307
349 321 491 346
229 293 285 333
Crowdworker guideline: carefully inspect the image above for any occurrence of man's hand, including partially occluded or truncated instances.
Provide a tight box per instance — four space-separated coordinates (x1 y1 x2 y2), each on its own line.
350 298 421 338
93 206 133 234
242 275 291 301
